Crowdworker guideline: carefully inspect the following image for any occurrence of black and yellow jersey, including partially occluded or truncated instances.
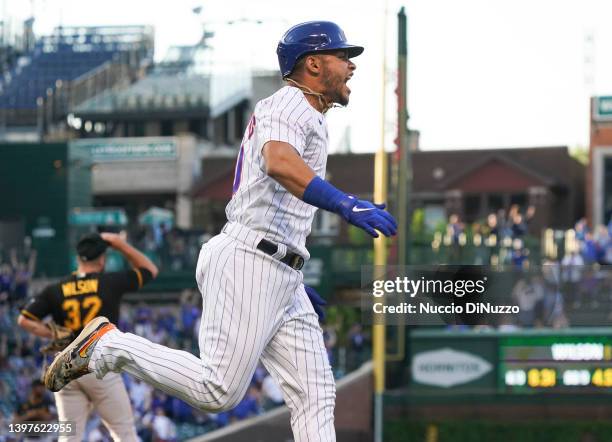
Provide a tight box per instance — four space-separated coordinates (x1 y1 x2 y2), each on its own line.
21 268 153 333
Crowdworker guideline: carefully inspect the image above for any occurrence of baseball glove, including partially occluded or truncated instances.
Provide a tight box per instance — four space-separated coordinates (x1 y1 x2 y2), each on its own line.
40 321 75 354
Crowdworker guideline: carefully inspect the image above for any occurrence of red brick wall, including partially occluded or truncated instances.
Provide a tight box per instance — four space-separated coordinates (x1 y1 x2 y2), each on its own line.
452 159 542 193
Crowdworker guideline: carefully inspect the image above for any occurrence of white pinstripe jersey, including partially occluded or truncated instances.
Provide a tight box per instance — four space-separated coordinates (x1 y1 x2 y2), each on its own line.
225 86 329 259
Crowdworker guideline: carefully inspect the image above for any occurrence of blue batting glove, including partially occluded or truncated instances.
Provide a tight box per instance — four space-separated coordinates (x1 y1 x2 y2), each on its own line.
304 285 326 322
336 196 398 238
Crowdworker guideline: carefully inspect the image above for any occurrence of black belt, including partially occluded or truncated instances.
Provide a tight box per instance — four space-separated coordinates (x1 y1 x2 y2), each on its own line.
257 239 305 270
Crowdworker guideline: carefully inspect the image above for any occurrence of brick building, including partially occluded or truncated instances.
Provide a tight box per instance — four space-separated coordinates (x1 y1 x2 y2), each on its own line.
588 96 612 226
192 146 585 236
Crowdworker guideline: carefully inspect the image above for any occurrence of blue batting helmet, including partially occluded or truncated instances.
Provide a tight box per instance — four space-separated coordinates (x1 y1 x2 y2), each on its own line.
277 21 364 78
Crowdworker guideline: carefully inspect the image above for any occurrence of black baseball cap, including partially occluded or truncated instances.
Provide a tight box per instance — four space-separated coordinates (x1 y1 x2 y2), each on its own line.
76 233 109 261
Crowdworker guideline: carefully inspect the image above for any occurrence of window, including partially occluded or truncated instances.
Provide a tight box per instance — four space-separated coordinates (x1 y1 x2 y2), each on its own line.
188 119 202 137
133 121 145 137
510 193 527 209
161 120 174 136
487 194 504 212
464 194 481 222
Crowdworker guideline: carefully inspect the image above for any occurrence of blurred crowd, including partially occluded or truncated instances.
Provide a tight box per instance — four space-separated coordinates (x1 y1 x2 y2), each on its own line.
571 216 612 265
130 224 206 273
435 206 612 332
0 245 36 309
434 204 537 268
437 206 612 268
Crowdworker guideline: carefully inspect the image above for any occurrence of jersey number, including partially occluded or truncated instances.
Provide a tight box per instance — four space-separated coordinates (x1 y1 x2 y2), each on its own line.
62 296 102 330
232 115 256 195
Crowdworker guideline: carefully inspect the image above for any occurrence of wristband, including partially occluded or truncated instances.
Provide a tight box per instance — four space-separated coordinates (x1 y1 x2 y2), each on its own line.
302 176 348 213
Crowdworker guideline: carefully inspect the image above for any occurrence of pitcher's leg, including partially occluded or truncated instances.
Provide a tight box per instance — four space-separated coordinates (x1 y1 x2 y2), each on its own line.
82 373 138 442
55 382 91 442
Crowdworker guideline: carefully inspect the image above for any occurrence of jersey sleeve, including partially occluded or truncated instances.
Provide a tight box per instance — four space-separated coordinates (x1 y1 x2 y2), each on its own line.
105 268 153 296
257 98 310 156
21 286 53 321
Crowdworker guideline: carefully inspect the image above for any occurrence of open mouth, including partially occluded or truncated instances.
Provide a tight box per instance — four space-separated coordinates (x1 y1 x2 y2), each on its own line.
344 75 352 92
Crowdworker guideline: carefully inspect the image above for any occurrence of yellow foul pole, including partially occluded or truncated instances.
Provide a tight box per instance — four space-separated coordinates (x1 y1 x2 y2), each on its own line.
373 2 388 441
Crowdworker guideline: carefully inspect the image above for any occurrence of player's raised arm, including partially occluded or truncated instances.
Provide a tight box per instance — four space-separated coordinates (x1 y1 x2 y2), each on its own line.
100 232 159 278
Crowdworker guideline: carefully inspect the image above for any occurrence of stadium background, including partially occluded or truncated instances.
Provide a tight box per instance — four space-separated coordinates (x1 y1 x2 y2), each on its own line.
1 2 612 441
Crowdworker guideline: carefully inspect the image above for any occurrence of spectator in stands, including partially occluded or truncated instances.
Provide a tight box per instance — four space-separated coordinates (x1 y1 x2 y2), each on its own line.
510 213 528 239
510 239 529 269
561 247 584 308
0 305 12 344
252 364 267 386
151 391 173 418
581 232 602 264
261 374 284 410
86 423 107 442
447 214 464 245
576 217 589 242
578 267 601 309
512 275 544 327
15 367 35 404
151 407 177 442
446 214 465 261
347 323 366 372
230 384 261 422
180 290 200 344
11 262 32 306
595 225 612 264
170 397 196 424
9 246 36 306
134 302 154 338
13 380 55 430
484 213 499 238
129 377 152 416
149 322 168 345
537 278 568 328
323 325 337 368
0 264 13 306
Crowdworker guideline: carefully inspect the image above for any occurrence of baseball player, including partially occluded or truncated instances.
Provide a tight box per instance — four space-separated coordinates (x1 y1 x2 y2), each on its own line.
18 232 158 441
44 21 397 441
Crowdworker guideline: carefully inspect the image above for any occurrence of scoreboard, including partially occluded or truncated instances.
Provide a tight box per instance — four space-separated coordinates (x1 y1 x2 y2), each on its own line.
409 328 612 397
500 334 612 393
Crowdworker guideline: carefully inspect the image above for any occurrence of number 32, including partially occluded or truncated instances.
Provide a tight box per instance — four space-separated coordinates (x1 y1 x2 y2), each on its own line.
62 296 102 330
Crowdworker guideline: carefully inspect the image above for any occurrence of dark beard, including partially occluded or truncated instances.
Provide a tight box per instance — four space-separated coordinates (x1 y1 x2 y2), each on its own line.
321 68 348 106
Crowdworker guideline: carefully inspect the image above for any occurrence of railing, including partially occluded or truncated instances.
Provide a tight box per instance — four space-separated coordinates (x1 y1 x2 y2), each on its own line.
138 234 544 293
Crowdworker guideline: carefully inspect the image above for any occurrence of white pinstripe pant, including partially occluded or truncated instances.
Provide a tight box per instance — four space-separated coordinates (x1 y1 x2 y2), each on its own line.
89 222 336 441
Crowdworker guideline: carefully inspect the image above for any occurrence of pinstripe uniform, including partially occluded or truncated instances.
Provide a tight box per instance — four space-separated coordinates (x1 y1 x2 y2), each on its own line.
88 86 336 441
